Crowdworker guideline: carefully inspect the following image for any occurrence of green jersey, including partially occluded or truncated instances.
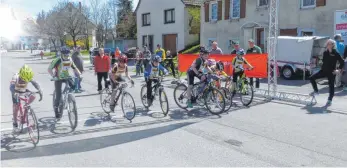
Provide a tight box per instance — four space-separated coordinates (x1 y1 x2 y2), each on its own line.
49 57 77 79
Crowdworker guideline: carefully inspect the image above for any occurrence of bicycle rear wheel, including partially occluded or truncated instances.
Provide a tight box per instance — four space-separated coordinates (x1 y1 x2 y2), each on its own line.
67 94 78 131
100 88 112 113
220 87 233 112
173 84 188 109
140 85 150 108
27 107 40 145
240 83 254 106
121 92 136 121
159 89 169 116
204 88 226 115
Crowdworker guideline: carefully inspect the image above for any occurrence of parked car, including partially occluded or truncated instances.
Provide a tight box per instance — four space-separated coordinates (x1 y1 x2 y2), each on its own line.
123 47 137 59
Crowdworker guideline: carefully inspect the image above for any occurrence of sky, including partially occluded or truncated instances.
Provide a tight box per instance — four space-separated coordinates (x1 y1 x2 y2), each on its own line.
2 0 139 18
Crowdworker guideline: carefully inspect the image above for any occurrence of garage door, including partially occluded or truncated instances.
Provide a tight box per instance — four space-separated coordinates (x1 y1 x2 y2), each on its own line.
163 34 177 55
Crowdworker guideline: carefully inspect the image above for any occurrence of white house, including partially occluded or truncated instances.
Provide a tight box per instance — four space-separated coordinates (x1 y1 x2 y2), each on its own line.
135 0 202 54
200 0 347 53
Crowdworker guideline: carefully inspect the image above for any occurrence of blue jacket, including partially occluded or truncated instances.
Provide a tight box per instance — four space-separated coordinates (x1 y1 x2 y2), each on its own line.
144 63 168 79
335 40 345 57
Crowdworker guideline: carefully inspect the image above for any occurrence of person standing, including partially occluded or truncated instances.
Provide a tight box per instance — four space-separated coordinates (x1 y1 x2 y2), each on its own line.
71 45 84 93
309 39 344 106
155 44 166 60
165 50 176 78
246 39 262 88
142 45 152 70
209 41 223 54
94 48 111 93
114 47 121 63
135 47 143 76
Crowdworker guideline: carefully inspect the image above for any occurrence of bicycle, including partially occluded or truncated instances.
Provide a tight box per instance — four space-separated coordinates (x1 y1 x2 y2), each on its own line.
212 75 234 112
173 74 226 115
14 91 40 145
224 68 254 107
140 76 169 116
52 77 78 131
100 79 136 121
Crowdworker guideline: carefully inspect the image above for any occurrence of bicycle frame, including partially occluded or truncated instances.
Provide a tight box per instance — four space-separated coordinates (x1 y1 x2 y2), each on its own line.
113 82 129 104
17 95 31 124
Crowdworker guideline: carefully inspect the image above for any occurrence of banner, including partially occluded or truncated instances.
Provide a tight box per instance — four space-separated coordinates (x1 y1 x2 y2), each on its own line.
178 54 268 78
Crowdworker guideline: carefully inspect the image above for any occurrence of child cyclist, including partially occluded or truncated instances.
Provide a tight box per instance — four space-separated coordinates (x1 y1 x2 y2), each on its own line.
109 54 134 112
10 65 43 129
144 55 169 106
231 49 254 92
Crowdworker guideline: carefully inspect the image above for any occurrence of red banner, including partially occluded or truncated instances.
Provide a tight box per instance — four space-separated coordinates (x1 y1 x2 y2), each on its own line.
178 54 268 78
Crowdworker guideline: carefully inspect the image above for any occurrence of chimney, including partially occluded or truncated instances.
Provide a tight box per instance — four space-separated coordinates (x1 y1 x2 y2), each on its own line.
79 2 82 12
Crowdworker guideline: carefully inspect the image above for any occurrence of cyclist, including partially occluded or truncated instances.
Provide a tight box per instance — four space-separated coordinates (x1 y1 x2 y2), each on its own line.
186 47 210 108
48 46 81 119
109 55 134 112
231 49 254 92
10 65 43 129
144 55 169 106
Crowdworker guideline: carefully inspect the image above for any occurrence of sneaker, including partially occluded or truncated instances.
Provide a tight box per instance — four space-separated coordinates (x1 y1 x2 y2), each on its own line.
326 100 332 106
187 100 193 108
75 90 82 93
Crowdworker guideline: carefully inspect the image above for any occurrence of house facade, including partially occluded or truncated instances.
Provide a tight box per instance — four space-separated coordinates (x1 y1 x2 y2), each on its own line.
135 0 202 54
201 0 347 53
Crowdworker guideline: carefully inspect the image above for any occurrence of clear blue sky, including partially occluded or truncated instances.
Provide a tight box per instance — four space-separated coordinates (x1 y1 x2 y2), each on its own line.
3 0 139 18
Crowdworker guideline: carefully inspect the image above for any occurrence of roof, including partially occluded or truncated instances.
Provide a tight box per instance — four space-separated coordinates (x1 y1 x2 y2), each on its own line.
135 0 203 13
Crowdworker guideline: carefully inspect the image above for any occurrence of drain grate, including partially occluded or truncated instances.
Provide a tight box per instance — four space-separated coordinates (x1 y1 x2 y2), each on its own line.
224 139 243 147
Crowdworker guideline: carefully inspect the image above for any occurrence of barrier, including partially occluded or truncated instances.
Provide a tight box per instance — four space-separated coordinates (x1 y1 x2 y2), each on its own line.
178 54 268 78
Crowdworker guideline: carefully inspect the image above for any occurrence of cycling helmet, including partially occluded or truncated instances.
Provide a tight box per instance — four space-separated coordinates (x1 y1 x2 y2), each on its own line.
60 46 70 59
153 55 162 62
236 48 245 56
119 55 128 63
207 59 216 66
200 48 210 54
19 64 34 83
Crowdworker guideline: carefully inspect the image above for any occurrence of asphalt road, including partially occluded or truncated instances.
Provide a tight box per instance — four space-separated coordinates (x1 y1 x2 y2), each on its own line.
1 52 347 166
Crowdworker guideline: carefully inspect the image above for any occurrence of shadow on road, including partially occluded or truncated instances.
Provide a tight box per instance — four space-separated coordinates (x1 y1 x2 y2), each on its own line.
1 122 194 160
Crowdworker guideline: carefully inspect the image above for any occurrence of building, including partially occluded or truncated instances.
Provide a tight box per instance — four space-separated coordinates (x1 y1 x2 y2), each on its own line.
200 0 347 53
135 0 203 53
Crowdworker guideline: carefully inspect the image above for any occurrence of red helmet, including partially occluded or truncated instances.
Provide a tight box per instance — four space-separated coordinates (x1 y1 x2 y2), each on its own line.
119 55 128 63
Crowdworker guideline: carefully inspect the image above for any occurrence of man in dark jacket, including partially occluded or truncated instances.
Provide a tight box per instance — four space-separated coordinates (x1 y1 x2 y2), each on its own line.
72 46 84 93
142 45 151 70
246 39 262 88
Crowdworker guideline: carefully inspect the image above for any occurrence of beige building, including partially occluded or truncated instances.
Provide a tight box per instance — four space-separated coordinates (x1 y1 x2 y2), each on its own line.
200 0 347 53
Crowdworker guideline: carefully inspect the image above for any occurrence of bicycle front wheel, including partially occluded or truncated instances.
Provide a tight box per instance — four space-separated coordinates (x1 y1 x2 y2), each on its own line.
27 107 40 145
159 89 169 116
67 94 78 131
121 92 136 121
204 88 226 115
220 87 233 112
240 83 254 106
173 84 188 109
100 88 112 114
140 85 149 108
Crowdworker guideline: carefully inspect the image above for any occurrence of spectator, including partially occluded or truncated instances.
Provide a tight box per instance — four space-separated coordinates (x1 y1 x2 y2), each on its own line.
72 45 84 93
165 50 176 78
309 39 344 106
230 41 241 54
142 45 151 70
115 47 121 63
246 39 262 88
210 41 223 54
155 44 166 60
94 48 111 93
135 47 143 76
334 34 345 56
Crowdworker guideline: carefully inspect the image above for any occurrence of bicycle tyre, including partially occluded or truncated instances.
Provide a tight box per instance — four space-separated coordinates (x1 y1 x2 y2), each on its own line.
100 88 112 114
220 87 233 112
240 84 254 107
67 94 78 131
159 89 169 116
204 88 226 115
173 84 188 109
140 84 149 108
121 92 136 121
27 107 40 145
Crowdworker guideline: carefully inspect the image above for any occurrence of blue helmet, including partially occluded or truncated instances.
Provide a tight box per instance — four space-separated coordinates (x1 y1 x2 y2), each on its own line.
60 46 70 55
236 48 245 56
152 55 161 62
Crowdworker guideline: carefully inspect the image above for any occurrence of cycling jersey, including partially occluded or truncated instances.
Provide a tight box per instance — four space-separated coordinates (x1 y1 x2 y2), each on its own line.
189 57 206 73
49 57 77 79
144 63 168 79
232 56 250 72
111 63 128 77
10 73 41 93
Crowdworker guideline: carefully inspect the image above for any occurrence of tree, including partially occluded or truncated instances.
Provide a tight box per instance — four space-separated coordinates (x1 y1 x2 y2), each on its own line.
115 0 133 24
115 0 136 38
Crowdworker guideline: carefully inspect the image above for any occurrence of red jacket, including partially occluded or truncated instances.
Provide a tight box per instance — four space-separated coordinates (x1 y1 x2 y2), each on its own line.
94 55 110 72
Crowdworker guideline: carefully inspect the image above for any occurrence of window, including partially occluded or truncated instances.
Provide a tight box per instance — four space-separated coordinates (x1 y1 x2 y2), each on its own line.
301 0 316 8
301 31 313 36
211 2 218 21
164 9 175 24
258 0 268 7
230 0 240 19
142 13 150 26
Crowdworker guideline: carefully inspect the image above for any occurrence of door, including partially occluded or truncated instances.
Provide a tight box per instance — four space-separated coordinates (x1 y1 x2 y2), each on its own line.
256 28 265 52
163 34 177 55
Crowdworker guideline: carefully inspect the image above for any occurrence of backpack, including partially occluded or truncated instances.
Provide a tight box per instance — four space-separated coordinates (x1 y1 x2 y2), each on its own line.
216 61 224 71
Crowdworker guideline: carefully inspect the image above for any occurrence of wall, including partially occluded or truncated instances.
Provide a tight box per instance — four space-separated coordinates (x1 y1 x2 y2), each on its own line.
136 0 185 51
105 39 137 52
200 0 347 53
